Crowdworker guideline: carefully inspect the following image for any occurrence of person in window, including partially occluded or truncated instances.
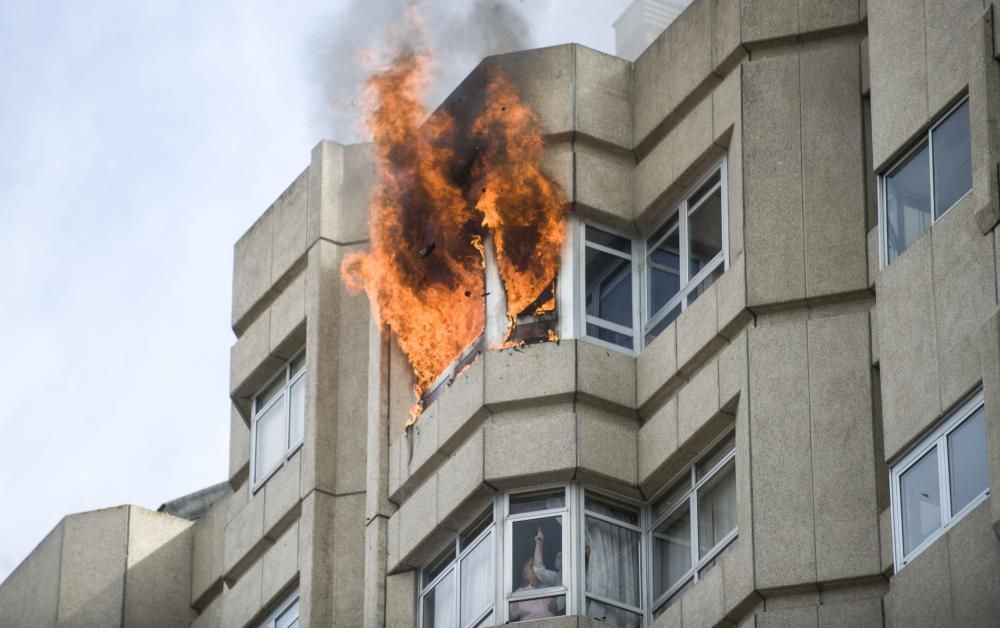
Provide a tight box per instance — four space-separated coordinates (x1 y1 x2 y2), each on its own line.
532 528 561 586
509 557 558 621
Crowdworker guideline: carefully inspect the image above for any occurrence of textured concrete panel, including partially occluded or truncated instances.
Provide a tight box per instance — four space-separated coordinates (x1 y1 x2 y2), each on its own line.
925 0 982 114
743 54 805 306
223 488 266 578
397 478 439 564
263 452 301 535
437 354 486 449
123 508 195 628
268 270 305 359
230 309 282 398
307 139 343 245
299 491 366 627
577 404 639 485
575 142 634 223
385 571 417 628
667 0 713 111
190 595 222 628
678 357 722 451
0 523 62 628
719 332 747 407
800 38 868 298
799 0 859 33
577 338 637 409
637 320 678 409
978 306 1000 532
817 597 882 628
681 560 725 628
946 503 1000 626
677 282 721 368
756 605 819 628
807 311 881 581
191 499 226 605
229 406 249 487
748 315 816 588
489 46 573 138
632 30 670 148
885 537 952 628
339 142 376 243
57 507 128 628
718 258 750 340
877 236 941 459
484 341 576 407
741 0 798 42
932 198 998 410
712 0 743 71
261 521 299 607
232 210 272 330
270 168 309 283
713 67 742 142
436 430 490 522
638 397 680 488
868 0 929 167
484 405 577 486
574 45 632 149
221 561 262 628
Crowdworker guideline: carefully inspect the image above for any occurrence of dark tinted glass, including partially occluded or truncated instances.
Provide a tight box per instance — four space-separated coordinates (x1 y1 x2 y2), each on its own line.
948 408 988 515
932 100 972 217
885 142 931 263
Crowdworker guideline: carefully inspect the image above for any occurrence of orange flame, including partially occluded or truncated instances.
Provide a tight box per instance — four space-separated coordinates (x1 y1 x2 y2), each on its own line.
342 41 567 423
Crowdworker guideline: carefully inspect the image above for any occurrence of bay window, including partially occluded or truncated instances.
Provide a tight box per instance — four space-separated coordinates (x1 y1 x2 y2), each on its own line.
251 350 306 490
420 510 496 628
890 389 989 568
505 489 569 621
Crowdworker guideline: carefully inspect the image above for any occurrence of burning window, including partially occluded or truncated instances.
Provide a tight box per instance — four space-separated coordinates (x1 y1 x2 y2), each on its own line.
341 45 569 423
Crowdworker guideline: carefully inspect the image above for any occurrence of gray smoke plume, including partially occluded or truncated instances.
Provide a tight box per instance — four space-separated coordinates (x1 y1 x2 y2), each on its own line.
307 0 537 144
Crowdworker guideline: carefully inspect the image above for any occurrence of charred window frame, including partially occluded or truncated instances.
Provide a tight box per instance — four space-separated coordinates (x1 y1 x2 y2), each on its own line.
890 389 989 569
642 161 728 346
257 588 299 628
419 508 497 628
250 349 306 492
646 431 737 618
878 96 971 266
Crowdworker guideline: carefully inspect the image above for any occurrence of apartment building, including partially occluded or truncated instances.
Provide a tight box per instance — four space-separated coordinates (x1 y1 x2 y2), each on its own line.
4 1 1000 627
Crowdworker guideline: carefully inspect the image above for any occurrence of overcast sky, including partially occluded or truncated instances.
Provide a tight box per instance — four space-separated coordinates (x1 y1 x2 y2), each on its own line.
0 0 635 581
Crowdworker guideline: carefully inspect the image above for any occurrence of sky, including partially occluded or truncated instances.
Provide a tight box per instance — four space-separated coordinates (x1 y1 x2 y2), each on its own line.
0 0 634 581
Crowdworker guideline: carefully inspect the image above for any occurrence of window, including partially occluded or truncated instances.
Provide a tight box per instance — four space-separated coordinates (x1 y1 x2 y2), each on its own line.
420 510 495 628
890 389 989 568
258 589 299 628
647 432 737 616
579 162 728 353
880 97 971 265
505 488 569 622
583 493 642 627
251 350 306 490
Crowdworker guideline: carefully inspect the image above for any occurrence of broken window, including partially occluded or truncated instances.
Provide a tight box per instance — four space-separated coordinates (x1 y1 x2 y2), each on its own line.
251 349 306 490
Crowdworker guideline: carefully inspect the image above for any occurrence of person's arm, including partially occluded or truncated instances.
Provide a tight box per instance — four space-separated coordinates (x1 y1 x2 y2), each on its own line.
533 528 545 569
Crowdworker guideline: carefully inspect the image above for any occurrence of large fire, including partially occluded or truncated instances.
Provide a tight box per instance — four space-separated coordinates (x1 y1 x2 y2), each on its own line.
341 40 567 423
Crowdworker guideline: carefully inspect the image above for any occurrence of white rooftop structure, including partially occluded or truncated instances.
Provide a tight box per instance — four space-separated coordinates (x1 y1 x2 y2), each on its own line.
613 0 690 61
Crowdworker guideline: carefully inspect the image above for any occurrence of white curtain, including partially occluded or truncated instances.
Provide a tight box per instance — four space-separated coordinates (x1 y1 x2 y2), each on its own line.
585 516 640 621
697 461 737 556
427 571 456 628
460 532 493 626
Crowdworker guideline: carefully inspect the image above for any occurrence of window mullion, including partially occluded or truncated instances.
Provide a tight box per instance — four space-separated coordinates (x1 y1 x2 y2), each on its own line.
928 128 937 219
679 200 689 300
937 436 951 525
689 467 699 582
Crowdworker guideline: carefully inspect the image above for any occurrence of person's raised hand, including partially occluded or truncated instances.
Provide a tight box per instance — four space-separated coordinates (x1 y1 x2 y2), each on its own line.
534 528 544 544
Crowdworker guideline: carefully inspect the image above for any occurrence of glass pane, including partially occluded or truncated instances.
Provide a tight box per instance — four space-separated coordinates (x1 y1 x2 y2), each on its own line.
932 100 972 217
686 264 724 308
254 396 286 484
255 372 286 411
697 459 737 557
474 612 493 627
460 532 494 626
696 432 736 480
587 225 631 253
585 495 639 526
587 323 633 350
290 351 306 376
422 546 456 587
585 517 640 608
885 142 931 263
653 578 691 618
689 170 722 208
511 517 563 591
508 595 565 622
948 407 989 515
275 598 299 628
900 446 942 556
460 510 493 550
585 599 642 628
585 247 633 328
653 474 692 521
688 187 723 276
645 305 680 346
647 215 681 318
509 490 565 515
652 505 692 597
422 571 457 628
288 376 305 447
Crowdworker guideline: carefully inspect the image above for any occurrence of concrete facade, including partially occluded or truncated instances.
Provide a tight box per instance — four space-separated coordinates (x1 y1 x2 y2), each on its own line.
5 1 1000 626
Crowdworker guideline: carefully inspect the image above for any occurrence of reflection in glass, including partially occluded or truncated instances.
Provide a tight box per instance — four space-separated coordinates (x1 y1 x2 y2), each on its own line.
697 459 737 557
932 100 972 217
422 570 456 628
885 142 931 263
585 599 642 628
254 397 286 483
585 495 639 526
288 377 305 447
647 214 681 318
509 491 565 515
587 226 631 252
900 447 942 556
688 188 723 274
585 517 640 607
460 533 494 626
948 409 989 515
508 596 565 622
585 248 633 329
652 506 692 597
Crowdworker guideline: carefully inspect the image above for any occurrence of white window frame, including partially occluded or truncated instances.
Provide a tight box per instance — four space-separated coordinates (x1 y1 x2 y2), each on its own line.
578 223 641 354
577 160 729 356
877 95 972 268
250 349 306 492
645 431 738 618
257 588 299 628
501 485 577 624
889 389 989 569
642 160 729 345
577 489 646 625
418 508 497 628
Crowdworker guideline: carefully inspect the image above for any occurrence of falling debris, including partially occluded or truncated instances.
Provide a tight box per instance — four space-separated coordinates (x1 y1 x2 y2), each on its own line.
418 242 436 258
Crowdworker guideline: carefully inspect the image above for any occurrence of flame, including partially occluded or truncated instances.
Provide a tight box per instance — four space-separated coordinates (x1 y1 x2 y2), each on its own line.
341 38 567 423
